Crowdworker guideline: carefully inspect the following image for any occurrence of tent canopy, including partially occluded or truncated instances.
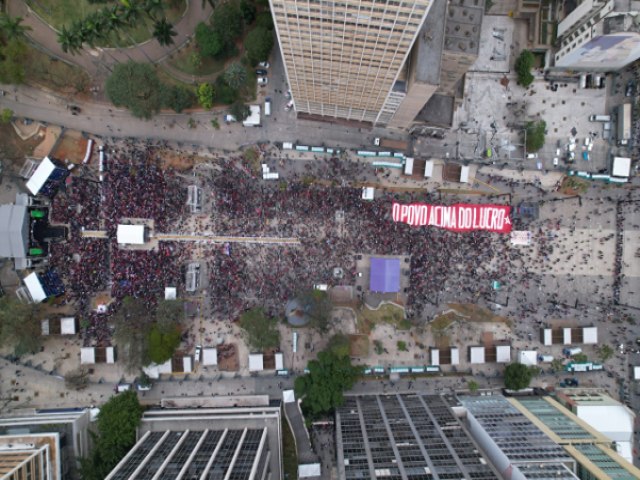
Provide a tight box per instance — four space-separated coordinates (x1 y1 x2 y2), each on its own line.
612 157 631 178
26 157 56 195
0 204 28 259
117 224 145 244
369 257 401 293
24 272 47 302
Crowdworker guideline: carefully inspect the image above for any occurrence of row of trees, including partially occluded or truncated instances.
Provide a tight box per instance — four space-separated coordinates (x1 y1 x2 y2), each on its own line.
58 0 178 54
105 61 194 118
0 14 31 84
113 296 184 372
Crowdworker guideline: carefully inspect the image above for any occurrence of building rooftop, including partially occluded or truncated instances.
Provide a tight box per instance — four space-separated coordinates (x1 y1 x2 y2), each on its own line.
413 0 447 84
444 0 483 55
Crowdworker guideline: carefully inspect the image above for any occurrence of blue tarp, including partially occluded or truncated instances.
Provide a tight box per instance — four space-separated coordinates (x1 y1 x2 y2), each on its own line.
369 257 401 293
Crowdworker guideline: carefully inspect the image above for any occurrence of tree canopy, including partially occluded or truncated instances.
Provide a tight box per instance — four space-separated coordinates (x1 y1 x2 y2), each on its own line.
525 120 546 152
0 38 27 84
297 289 334 332
147 324 181 364
326 333 350 358
211 1 244 50
515 49 534 87
113 296 152 372
229 100 250 120
0 296 41 356
161 85 195 113
224 62 248 90
195 22 223 57
80 391 143 479
197 83 215 109
294 349 360 418
105 62 164 119
245 27 274 65
239 307 280 352
504 363 534 390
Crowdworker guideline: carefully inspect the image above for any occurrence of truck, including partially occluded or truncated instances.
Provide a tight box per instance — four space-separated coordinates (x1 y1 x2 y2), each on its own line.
563 347 582 356
589 115 611 122
538 355 554 363
374 137 409 152
242 105 261 127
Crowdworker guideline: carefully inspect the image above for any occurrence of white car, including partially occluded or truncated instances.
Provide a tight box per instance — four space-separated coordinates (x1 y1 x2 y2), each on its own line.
258 61 270 69
195 345 202 363
257 77 268 86
285 100 294 111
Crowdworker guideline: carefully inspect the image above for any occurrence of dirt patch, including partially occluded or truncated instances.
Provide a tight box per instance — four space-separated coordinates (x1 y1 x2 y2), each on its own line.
356 303 407 335
50 130 89 164
349 334 369 357
430 310 463 332
217 343 239 371
558 176 589 195
33 126 62 158
447 303 509 324
0 124 44 170
157 149 210 172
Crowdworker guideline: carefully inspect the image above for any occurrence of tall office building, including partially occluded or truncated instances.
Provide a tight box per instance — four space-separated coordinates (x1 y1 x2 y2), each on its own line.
270 0 434 126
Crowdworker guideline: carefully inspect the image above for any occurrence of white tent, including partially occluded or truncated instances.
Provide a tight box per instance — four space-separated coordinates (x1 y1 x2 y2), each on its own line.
541 328 552 346
202 347 218 366
361 187 375 200
23 272 47 303
496 345 511 363
60 317 77 335
460 165 470 183
26 157 56 196
164 287 177 300
519 350 538 366
450 347 460 365
634 366 640 380
424 160 434 178
469 346 485 364
563 328 572 345
403 157 414 175
80 347 95 364
117 225 145 245
144 360 172 379
249 353 264 371
275 352 284 371
282 389 295 403
182 356 193 373
430 349 440 366
612 157 631 178
582 326 598 344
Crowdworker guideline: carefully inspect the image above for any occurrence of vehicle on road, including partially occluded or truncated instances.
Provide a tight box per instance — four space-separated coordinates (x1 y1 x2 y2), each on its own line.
255 69 268 76
258 61 270 69
559 377 579 387
257 77 268 86
626 80 635 97
373 137 408 151
285 100 294 111
589 115 611 122
195 345 202 363
264 97 271 116
224 114 237 123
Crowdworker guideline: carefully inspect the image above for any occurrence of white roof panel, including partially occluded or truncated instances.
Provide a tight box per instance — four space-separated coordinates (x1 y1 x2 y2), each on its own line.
60 317 76 335
117 225 145 244
430 349 440 366
275 352 284 370
612 157 631 178
26 157 56 195
460 165 470 183
450 347 459 365
634 366 640 380
299 464 321 478
470 346 485 364
403 157 414 175
362 187 375 200
80 347 95 364
0 204 28 258
575 405 634 445
519 350 538 366
563 328 572 345
249 353 264 371
203 348 218 366
183 356 193 372
24 272 47 302
106 347 115 364
283 389 295 403
582 326 598 344
541 328 552 345
424 160 434 178
496 345 511 363
164 287 177 300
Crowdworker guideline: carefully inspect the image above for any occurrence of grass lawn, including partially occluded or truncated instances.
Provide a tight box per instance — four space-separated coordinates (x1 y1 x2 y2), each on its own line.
282 417 298 480
357 303 409 335
24 46 90 93
446 303 510 324
167 42 227 77
27 0 185 45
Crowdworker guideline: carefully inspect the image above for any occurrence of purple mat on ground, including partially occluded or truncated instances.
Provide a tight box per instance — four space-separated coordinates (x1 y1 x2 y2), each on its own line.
369 257 401 293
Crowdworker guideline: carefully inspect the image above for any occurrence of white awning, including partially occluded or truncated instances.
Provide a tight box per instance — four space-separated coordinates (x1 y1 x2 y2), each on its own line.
249 353 264 371
519 350 538 366
424 160 434 178
460 165 470 183
275 352 284 370
469 346 485 364
117 224 145 244
541 328 552 346
361 187 374 200
612 157 631 178
450 347 460 365
430 349 440 366
164 287 177 300
202 348 218 366
496 345 511 363
563 328 572 345
183 356 193 372
634 366 640 380
80 347 95 364
24 272 47 302
403 157 414 175
60 317 77 335
106 347 115 364
582 326 598 344
26 157 56 195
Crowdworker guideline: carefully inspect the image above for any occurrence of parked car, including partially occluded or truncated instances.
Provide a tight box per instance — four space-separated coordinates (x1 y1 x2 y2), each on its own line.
195 345 202 363
257 77 268 86
258 61 270 69
284 90 291 99
285 100 294 111
255 69 268 76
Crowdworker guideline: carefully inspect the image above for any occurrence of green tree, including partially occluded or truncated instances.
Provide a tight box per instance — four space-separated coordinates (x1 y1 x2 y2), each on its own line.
113 296 152 372
0 39 27 84
65 366 90 391
0 296 41 356
468 380 479 393
598 344 614 362
162 85 195 113
197 83 215 109
58 25 83 54
80 390 143 479
155 299 184 331
525 120 546 152
147 324 181 363
215 76 240 103
0 108 13 123
105 61 164 119
239 307 280 351
515 49 535 87
240 0 257 24
572 352 588 363
144 0 166 20
504 363 534 390
397 340 408 352
195 22 223 57
296 289 334 333
211 1 244 50
153 18 177 46
326 333 350 358
294 349 360 418
224 62 248 89
244 27 274 65
0 14 31 43
550 358 564 373
255 12 274 30
230 100 250 121
190 51 203 70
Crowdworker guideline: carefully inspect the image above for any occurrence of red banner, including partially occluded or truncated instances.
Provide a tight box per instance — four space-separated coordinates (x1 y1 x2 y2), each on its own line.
392 203 512 233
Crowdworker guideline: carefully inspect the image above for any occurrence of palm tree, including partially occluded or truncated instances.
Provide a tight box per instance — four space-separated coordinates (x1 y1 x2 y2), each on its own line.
144 0 165 20
0 14 32 43
119 0 143 27
152 18 177 46
58 25 82 55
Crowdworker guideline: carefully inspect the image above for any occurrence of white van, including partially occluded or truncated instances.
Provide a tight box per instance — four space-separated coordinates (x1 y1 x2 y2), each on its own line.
264 97 271 116
526 153 538 159
589 115 610 122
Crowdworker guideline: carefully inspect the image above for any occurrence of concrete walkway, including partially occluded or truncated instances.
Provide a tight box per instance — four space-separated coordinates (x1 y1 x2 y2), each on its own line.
7 0 213 77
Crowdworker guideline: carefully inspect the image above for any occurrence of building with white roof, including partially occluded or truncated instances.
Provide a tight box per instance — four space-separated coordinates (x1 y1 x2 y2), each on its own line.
116 224 145 245
519 350 538 366
469 346 485 364
612 156 631 178
25 157 56 196
249 353 264 372
495 345 511 363
41 317 77 336
23 272 47 303
80 346 115 364
202 347 218 366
